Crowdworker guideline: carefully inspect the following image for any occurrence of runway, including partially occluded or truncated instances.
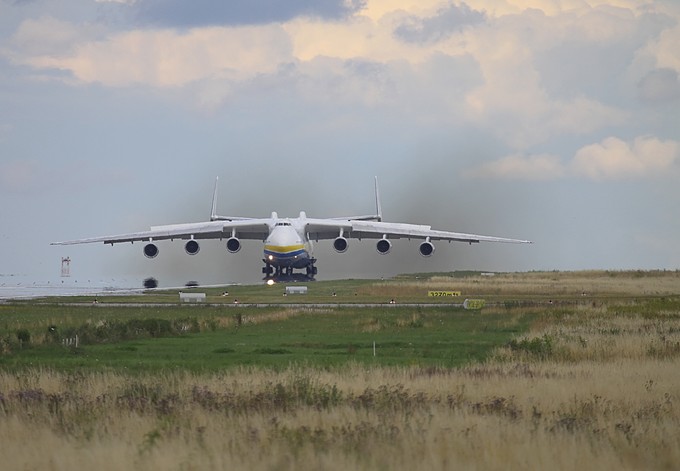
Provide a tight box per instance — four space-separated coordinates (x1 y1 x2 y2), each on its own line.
36 302 468 308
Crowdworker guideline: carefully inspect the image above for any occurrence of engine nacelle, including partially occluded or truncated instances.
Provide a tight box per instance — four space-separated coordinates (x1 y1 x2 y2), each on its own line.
185 240 200 255
226 237 241 253
143 243 159 259
333 237 349 253
419 241 435 257
376 238 391 254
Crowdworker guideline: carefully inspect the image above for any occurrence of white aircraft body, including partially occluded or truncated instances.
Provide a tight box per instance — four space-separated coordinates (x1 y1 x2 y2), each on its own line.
52 178 531 280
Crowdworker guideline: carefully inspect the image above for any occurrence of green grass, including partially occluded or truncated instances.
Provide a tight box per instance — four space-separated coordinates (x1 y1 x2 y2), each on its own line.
3 271 680 471
0 304 534 372
29 277 469 305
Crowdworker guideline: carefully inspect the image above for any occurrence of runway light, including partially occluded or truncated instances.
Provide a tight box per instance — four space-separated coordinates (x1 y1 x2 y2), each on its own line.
266 279 275 286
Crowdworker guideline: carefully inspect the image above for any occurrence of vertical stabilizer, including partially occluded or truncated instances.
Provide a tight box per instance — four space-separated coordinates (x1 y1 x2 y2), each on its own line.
207 177 251 222
374 176 383 222
329 176 384 222
210 176 219 221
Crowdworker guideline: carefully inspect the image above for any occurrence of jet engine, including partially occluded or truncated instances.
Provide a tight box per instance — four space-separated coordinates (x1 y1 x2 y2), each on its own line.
185 240 200 255
333 237 349 253
226 237 241 253
144 243 159 259
376 238 391 254
419 241 435 257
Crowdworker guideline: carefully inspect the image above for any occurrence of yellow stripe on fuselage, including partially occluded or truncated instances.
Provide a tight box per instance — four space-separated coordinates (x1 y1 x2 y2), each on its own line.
264 244 305 254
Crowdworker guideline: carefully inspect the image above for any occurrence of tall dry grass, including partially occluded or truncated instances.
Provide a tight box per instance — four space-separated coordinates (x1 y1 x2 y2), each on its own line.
367 270 680 298
1 356 679 469
2 271 680 470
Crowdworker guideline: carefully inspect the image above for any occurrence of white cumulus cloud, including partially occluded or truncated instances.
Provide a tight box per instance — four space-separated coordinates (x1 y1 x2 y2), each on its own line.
0 159 44 194
465 153 566 180
571 136 680 180
9 22 293 87
645 24 680 73
1 0 675 144
468 136 680 181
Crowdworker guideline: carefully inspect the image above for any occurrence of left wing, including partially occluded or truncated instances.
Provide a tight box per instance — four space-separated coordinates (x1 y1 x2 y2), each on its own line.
304 218 531 244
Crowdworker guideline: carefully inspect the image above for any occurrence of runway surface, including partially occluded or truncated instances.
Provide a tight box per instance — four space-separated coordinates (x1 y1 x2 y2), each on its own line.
33 302 468 308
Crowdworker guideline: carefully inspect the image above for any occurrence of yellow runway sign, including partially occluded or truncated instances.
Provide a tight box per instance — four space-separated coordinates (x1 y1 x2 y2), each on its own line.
428 291 461 297
463 299 486 310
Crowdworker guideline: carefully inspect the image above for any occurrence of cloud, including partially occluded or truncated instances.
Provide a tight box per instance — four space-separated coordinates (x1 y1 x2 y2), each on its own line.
0 159 135 196
645 24 680 73
1 0 671 144
295 56 396 106
8 17 93 56
0 123 12 142
465 153 566 180
4 0 39 5
394 2 486 44
460 5 640 148
12 23 293 87
133 0 366 27
284 1 632 147
638 68 680 102
463 0 670 17
571 136 680 180
0 159 44 193
467 136 680 181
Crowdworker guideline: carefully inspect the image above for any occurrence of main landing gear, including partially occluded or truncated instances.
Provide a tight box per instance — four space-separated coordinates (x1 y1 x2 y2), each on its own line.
262 259 317 282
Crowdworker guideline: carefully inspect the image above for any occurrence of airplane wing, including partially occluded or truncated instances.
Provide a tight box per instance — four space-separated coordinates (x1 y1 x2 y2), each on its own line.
52 218 272 245
304 177 530 244
304 218 531 244
350 220 532 243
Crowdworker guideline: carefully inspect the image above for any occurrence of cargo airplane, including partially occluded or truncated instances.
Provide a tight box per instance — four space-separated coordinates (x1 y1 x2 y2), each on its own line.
52 178 531 281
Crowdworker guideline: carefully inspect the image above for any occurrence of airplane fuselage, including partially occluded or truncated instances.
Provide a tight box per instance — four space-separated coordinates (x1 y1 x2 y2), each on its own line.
263 218 312 269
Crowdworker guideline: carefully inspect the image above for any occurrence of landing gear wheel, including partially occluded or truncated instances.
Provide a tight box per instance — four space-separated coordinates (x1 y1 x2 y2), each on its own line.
305 263 318 279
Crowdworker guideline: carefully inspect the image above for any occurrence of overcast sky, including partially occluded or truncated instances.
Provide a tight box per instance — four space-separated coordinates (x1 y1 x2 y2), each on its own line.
1 0 679 287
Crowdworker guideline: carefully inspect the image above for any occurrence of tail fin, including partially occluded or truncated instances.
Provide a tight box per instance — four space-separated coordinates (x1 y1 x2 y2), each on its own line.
209 177 252 222
210 176 219 221
332 176 383 222
374 176 383 222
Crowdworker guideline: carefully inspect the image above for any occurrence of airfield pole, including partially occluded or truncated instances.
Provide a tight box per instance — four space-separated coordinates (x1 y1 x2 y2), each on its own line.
61 257 71 277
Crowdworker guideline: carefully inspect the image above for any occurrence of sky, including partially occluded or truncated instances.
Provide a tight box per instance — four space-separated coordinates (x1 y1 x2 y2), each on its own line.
1 0 679 287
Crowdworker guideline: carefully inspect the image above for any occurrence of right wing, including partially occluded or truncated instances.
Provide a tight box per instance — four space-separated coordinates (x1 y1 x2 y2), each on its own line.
349 220 532 244
51 218 272 246
304 175 530 245
304 218 531 244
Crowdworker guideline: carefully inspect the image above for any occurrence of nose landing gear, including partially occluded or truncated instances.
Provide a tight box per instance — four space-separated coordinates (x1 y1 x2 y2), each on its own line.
262 259 317 282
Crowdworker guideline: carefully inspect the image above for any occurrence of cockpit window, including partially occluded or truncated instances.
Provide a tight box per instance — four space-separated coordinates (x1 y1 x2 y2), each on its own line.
275 222 292 227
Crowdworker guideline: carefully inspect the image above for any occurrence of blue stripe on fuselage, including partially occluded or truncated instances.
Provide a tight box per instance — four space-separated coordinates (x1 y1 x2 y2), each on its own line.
263 246 311 268
264 247 307 259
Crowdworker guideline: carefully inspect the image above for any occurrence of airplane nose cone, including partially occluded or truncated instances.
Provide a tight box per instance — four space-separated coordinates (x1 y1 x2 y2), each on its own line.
267 226 302 246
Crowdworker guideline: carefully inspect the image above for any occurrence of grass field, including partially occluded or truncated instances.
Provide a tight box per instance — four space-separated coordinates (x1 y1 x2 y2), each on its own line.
0 305 533 370
1 270 680 470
